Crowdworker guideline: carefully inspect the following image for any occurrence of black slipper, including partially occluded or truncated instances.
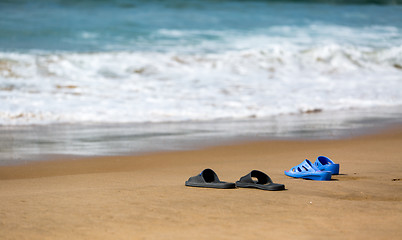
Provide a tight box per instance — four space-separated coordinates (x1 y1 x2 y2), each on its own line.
185 169 236 189
236 170 285 191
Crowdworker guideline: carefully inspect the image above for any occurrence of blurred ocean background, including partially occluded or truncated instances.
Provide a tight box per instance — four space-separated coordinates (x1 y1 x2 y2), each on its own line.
0 0 402 163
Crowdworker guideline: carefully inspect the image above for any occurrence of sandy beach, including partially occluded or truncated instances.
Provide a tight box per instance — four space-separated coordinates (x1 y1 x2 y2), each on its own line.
0 126 402 240
1 1 402 239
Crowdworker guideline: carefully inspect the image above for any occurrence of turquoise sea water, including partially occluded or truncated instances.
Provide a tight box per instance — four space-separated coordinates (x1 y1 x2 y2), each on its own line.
0 0 402 162
1 0 402 124
1 0 402 52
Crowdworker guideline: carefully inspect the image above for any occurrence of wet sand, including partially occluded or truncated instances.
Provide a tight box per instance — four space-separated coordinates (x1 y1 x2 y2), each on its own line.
0 127 402 239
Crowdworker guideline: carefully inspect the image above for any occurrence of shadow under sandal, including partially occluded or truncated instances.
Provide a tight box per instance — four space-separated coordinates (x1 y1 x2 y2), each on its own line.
185 169 236 189
236 170 285 191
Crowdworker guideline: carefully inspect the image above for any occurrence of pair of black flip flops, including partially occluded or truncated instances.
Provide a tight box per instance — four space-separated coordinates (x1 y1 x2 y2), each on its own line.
185 169 285 191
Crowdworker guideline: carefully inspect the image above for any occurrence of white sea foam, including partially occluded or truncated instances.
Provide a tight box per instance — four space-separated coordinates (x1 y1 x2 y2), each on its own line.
1 38 401 125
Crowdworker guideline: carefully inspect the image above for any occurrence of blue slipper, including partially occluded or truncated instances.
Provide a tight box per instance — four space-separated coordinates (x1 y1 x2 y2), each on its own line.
284 159 332 181
314 156 339 175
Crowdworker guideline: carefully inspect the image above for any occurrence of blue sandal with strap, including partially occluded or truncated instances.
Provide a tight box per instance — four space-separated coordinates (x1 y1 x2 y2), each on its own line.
314 156 339 175
284 159 332 181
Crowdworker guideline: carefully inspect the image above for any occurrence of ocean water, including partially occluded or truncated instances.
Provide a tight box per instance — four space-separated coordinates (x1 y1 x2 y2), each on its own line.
1 0 402 163
1 0 401 125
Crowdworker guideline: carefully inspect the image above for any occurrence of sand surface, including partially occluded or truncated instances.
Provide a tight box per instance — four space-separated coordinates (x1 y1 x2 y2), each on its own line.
1 127 402 240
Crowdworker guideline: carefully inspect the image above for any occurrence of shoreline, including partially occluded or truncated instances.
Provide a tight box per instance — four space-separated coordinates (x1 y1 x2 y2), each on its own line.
2 106 402 166
1 124 402 180
1 125 402 239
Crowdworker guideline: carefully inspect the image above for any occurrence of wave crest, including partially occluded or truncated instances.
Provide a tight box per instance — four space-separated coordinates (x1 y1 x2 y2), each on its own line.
1 44 401 125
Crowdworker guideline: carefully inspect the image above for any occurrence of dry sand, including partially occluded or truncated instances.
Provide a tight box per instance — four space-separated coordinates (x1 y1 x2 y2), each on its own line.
0 127 402 240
